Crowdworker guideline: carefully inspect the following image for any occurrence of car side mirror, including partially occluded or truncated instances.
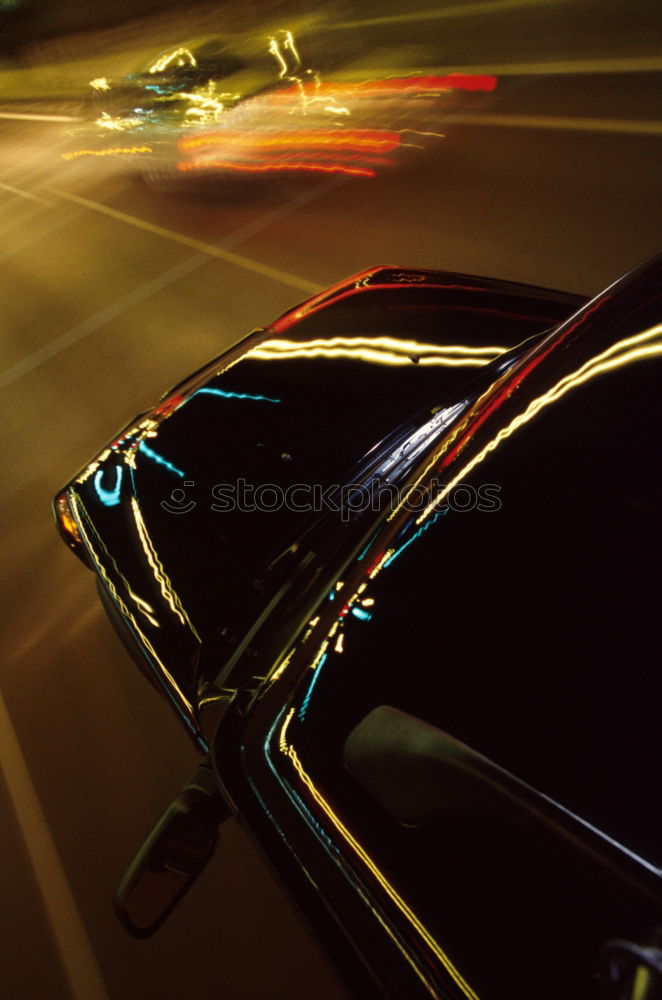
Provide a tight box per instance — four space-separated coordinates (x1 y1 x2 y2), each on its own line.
602 933 662 999
114 759 230 937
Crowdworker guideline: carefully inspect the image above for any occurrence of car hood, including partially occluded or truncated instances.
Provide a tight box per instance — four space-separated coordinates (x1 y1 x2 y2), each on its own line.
63 266 583 737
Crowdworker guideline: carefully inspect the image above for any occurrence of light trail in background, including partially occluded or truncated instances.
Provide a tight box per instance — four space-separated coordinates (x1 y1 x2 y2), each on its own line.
335 0 575 28
447 112 662 136
0 180 53 205
0 111 81 122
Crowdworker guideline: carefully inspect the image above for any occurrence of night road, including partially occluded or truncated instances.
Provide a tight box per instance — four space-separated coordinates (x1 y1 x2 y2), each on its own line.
1 1 661 997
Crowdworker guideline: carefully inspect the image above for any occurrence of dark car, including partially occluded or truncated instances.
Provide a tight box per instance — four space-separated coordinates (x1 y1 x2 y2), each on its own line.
62 30 496 185
86 30 318 127
54 254 662 999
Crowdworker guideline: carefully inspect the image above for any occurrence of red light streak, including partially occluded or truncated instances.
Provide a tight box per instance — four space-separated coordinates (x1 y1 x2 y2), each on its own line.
270 281 503 334
366 551 387 577
273 74 497 100
177 128 401 179
176 159 379 177
437 297 609 471
152 394 184 416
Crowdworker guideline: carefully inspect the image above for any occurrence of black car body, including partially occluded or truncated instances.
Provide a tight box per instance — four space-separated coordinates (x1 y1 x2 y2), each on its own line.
54 255 662 999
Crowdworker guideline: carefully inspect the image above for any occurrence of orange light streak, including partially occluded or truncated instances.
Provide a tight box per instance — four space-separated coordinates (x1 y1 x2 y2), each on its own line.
274 74 497 99
178 129 401 154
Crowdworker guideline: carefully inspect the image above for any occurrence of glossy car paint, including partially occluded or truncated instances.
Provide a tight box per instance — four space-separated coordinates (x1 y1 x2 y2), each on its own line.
58 266 583 745
205 254 662 998
55 255 662 998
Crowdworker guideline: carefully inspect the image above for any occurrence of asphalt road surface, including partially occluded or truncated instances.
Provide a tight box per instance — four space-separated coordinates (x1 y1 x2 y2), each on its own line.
1 2 661 998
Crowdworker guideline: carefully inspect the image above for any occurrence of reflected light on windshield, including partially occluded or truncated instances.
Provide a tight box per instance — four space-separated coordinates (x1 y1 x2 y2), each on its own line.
249 336 504 367
414 322 662 526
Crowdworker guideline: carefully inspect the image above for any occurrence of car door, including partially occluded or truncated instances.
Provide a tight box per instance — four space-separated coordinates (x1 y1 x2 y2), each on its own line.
228 307 662 999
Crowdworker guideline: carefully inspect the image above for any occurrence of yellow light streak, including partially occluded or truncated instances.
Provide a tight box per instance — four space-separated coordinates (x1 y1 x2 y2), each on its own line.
76 460 100 485
370 550 394 578
69 494 194 715
250 336 503 367
268 30 301 80
259 336 504 354
148 47 197 74
95 112 141 131
255 346 490 366
285 32 301 70
278 710 479 999
178 89 227 122
269 648 296 685
61 146 153 161
309 640 329 672
126 589 159 627
345 588 360 609
130 498 200 638
415 324 662 526
279 706 296 753
269 37 289 79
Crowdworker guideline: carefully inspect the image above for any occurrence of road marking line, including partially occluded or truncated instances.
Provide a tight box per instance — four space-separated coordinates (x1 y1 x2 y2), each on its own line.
0 251 217 388
336 55 662 77
0 180 54 206
0 181 331 387
446 112 662 135
0 111 80 122
0 690 109 1000
337 0 573 28
437 55 662 75
48 187 325 294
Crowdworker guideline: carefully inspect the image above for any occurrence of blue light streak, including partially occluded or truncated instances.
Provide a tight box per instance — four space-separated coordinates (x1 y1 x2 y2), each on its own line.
93 465 123 506
263 708 337 853
357 533 378 561
196 388 281 403
298 653 328 721
384 509 448 568
351 607 373 621
137 441 185 478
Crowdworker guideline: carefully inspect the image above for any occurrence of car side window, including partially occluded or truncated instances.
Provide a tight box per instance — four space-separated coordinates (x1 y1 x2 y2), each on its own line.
285 351 662 999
